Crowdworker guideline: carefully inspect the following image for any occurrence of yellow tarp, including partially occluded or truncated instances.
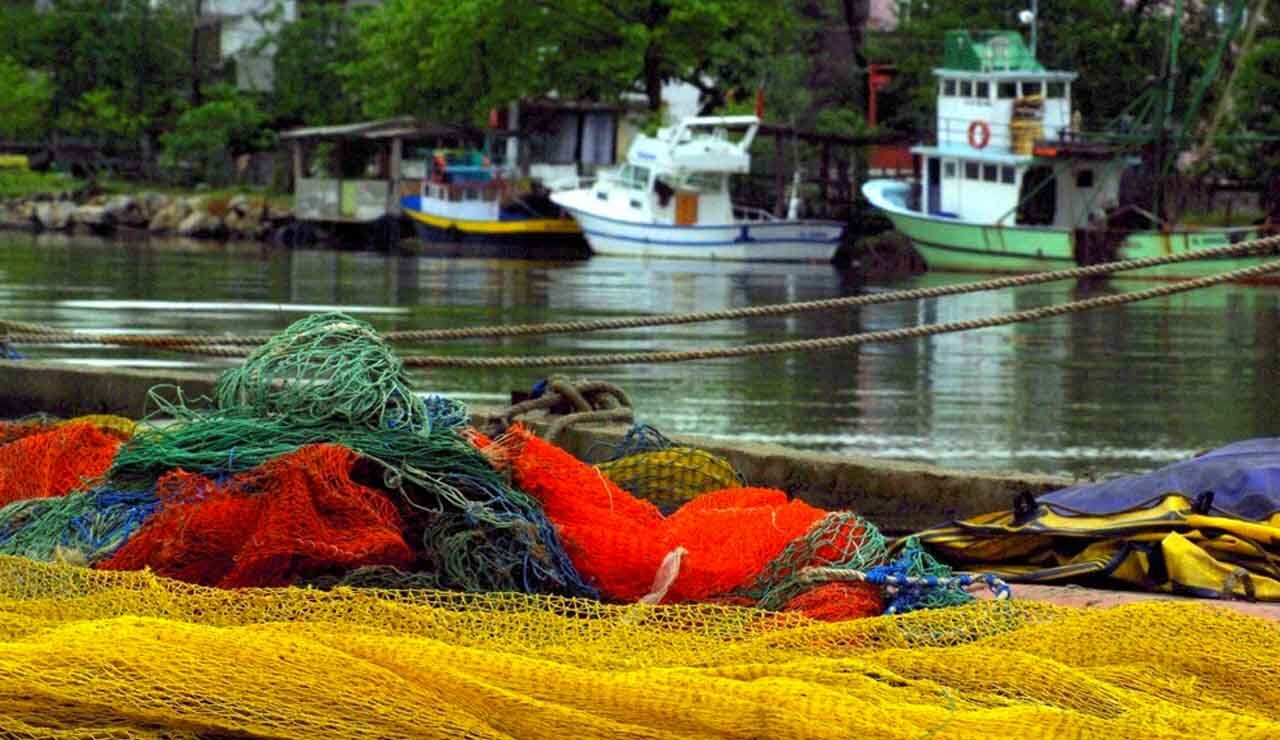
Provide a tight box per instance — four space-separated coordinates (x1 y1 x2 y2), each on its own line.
917 493 1280 600
0 555 1276 738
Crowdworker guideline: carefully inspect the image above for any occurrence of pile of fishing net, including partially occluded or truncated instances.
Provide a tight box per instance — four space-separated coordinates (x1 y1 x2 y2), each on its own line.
0 555 1276 739
0 312 985 620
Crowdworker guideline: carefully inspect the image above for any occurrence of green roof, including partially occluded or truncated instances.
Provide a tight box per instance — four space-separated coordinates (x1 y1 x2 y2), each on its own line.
943 31 1044 72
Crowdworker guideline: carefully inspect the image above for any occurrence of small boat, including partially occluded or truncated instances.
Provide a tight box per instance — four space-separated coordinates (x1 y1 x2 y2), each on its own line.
861 30 1268 281
400 150 588 259
550 116 845 262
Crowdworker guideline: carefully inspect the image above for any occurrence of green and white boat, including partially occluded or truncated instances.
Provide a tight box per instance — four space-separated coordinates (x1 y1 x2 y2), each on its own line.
862 30 1269 282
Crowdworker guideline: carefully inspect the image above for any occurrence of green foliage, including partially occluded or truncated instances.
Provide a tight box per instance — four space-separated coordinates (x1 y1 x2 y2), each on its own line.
160 85 274 185
0 170 83 200
12 0 189 142
345 0 799 123
0 56 53 140
1206 25 1280 205
263 4 364 126
58 88 147 140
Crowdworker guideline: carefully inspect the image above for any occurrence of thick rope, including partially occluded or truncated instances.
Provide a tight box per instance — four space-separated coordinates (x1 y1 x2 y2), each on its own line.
4 234 1280 348
9 255 1280 367
387 256 1280 367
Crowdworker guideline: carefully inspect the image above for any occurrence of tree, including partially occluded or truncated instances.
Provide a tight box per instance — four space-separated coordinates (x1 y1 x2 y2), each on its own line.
344 0 800 123
1212 32 1280 213
261 3 364 126
14 0 189 146
0 56 53 141
160 84 274 185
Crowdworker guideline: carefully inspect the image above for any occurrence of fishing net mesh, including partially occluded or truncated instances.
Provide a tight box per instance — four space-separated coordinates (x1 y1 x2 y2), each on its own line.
0 421 127 508
99 444 413 588
0 555 1276 739
595 447 744 512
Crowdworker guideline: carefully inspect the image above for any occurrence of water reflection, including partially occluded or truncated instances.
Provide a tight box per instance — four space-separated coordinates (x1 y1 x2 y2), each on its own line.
2 232 1278 478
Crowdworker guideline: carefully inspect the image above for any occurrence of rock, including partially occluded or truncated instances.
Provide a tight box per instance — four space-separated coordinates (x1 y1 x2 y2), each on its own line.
71 204 114 231
15 200 37 222
177 211 225 238
228 194 251 215
103 195 148 228
87 194 110 207
223 209 262 239
267 205 293 222
142 192 170 219
35 201 75 230
148 200 191 232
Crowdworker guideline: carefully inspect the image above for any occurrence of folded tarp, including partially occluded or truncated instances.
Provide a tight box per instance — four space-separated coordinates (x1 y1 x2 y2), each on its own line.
916 439 1280 600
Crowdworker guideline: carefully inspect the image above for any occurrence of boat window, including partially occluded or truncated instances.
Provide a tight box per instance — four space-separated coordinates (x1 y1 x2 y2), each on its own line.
1000 165 1016 184
965 162 980 179
629 199 642 209
1020 81 1043 97
683 173 723 193
982 164 998 182
596 191 608 201
1046 82 1066 98
998 82 1017 99
943 79 956 96
618 164 650 190
1076 169 1094 188
959 80 973 97
975 81 990 100
465 188 478 201
944 161 957 178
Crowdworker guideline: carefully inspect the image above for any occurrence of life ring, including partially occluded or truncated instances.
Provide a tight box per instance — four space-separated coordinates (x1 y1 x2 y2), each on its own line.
968 120 991 149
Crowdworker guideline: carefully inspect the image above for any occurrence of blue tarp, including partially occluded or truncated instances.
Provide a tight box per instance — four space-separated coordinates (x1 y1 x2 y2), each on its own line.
1041 438 1280 522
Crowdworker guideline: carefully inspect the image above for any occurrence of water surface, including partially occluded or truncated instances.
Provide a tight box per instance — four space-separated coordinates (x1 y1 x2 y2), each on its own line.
3 232 1277 478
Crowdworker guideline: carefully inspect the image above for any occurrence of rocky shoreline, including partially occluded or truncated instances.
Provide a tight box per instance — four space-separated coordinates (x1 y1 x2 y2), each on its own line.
0 191 296 243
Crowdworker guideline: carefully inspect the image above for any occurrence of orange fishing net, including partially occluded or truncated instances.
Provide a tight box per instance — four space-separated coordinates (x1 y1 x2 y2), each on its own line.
499 426 879 617
98 444 412 587
0 421 124 507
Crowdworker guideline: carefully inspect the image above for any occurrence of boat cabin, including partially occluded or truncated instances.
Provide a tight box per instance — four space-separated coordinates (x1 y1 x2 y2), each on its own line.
588 116 767 227
914 31 1124 229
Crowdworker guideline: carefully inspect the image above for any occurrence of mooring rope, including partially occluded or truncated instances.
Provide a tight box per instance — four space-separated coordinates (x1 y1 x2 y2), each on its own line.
3 234 1280 349
386 256 1280 367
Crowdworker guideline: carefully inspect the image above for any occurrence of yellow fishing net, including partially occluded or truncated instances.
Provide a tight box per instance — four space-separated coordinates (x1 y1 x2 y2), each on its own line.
0 554 1275 739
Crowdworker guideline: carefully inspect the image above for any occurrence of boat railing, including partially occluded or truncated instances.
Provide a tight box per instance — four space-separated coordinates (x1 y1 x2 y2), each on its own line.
733 205 779 223
548 174 597 191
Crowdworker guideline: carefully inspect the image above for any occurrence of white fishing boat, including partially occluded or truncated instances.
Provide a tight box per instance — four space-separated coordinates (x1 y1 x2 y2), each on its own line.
550 116 845 262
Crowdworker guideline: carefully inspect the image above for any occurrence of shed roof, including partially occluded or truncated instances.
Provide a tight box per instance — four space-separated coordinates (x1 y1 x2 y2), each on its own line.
280 117 469 141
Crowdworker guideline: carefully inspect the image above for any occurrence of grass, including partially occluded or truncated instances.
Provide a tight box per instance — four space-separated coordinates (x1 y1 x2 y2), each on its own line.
0 169 291 209
0 170 85 199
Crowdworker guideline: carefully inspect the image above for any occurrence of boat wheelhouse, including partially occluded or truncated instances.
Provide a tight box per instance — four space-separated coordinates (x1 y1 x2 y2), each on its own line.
399 149 587 259
550 116 845 262
862 30 1261 279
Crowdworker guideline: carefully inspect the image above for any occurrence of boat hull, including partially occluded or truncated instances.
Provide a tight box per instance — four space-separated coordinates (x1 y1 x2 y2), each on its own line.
401 199 588 260
551 192 843 262
862 180 1274 282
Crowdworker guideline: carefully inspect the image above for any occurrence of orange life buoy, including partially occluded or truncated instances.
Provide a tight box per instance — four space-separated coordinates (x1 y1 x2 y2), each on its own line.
968 120 991 149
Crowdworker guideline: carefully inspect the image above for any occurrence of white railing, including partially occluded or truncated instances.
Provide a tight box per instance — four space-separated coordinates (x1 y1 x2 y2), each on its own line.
733 205 779 222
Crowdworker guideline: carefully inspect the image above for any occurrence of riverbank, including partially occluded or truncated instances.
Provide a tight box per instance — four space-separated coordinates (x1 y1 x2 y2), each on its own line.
0 172 294 243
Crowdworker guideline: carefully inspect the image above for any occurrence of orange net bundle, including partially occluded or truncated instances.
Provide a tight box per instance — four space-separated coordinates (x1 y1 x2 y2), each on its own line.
0 421 125 507
99 444 413 588
498 426 883 617
0 415 59 446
